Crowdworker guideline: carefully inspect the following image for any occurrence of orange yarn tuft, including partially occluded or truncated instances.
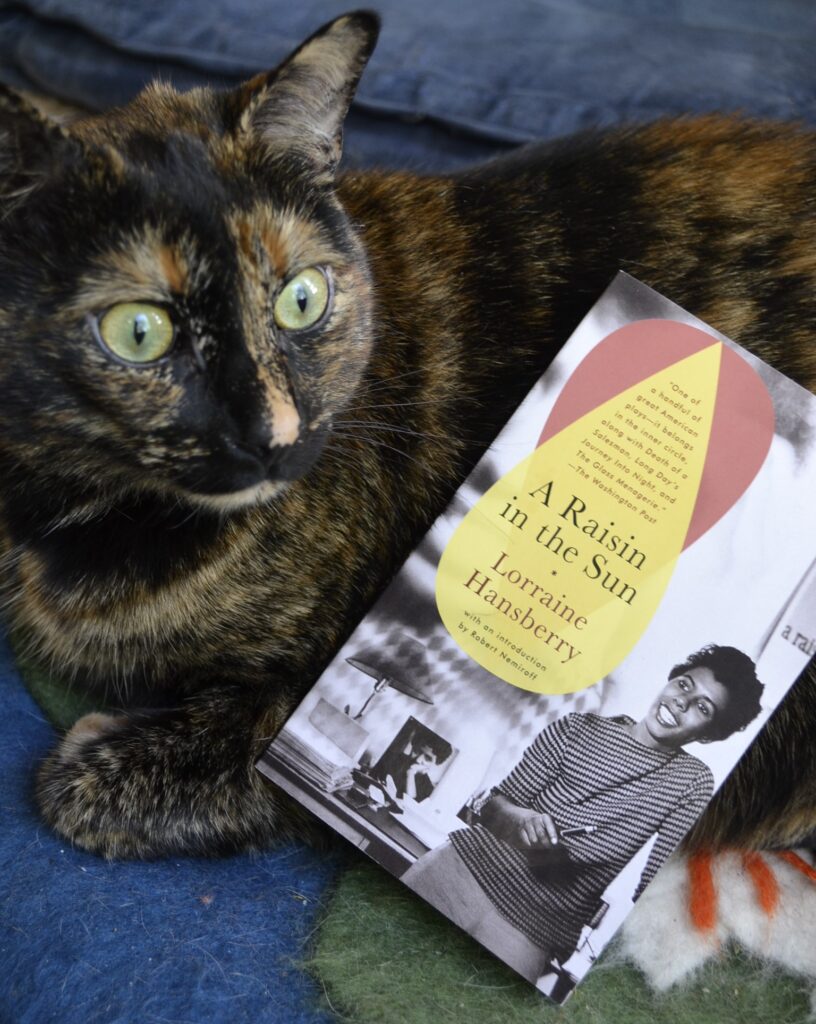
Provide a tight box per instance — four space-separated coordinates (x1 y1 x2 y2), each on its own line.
741 852 780 916
775 850 816 884
685 850 814 937
687 850 717 932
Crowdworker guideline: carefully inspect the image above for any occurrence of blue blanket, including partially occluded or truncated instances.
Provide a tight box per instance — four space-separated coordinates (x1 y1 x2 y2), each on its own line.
1 2 816 1022
0 634 348 1024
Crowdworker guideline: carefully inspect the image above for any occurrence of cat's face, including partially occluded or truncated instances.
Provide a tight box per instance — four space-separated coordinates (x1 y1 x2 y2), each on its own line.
0 13 378 512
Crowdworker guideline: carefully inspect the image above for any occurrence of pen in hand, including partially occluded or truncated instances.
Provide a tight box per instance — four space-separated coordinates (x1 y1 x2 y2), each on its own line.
559 825 598 839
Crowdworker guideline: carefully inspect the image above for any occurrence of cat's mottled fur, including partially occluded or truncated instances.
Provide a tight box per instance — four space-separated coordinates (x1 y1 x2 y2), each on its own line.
1 12 815 857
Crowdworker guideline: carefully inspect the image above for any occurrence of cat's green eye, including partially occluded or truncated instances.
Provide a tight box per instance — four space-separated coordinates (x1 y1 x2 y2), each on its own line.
274 267 330 332
97 303 175 364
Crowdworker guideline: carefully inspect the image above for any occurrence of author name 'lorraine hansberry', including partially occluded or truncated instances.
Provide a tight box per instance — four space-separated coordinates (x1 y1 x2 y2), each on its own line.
463 551 587 665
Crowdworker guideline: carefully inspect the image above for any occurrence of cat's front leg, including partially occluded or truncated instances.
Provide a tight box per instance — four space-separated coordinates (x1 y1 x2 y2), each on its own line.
35 685 317 858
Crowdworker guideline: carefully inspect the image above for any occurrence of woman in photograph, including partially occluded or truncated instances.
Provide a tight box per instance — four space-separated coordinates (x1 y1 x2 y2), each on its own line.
401 645 764 982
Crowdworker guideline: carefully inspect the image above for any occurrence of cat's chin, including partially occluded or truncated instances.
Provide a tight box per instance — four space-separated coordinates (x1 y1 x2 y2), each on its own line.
181 480 288 513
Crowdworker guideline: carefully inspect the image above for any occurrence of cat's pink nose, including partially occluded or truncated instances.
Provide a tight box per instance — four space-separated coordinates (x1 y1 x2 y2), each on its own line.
270 403 300 447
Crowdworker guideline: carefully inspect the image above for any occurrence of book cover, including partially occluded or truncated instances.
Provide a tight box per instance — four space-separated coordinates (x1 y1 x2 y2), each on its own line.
257 273 816 1002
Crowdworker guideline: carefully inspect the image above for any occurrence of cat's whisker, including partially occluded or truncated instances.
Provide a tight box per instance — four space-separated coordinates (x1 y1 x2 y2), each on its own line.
351 366 430 396
328 428 413 452
347 397 445 413
333 419 450 443
315 444 367 479
327 431 430 471
166 504 204 530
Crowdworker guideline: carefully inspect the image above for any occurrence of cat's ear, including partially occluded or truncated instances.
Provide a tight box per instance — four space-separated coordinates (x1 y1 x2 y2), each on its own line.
231 11 380 181
0 86 73 202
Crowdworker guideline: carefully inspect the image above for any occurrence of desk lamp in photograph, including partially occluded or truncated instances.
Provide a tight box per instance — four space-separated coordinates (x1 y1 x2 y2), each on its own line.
344 633 435 720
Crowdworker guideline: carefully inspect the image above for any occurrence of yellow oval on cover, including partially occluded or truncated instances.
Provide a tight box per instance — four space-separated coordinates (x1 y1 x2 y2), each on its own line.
435 342 722 694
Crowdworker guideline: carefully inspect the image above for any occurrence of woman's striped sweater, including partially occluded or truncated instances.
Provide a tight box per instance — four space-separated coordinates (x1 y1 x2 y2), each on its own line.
450 712 714 957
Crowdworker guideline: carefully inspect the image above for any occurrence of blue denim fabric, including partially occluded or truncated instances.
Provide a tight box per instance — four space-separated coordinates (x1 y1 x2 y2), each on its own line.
1 1 815 169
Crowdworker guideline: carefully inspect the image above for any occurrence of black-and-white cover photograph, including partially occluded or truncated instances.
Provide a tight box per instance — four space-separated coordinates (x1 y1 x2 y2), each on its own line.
258 275 816 1003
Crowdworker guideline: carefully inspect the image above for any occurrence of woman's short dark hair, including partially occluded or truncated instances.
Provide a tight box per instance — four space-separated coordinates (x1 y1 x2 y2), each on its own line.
417 735 453 764
406 727 452 764
668 645 764 742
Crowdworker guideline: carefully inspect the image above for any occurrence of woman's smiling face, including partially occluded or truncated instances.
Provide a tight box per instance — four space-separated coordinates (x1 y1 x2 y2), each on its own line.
642 667 731 749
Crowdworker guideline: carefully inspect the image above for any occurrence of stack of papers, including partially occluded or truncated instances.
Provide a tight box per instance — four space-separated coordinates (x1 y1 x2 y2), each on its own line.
273 728 354 792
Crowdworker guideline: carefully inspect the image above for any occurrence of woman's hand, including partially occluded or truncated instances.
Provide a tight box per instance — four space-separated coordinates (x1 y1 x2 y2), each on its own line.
481 793 559 849
515 809 559 849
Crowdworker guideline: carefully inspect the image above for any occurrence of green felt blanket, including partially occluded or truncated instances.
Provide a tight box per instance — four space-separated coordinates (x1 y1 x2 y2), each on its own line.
310 861 812 1024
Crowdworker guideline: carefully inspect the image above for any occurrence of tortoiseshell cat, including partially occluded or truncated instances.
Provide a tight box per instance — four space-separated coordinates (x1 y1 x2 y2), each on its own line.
1 12 815 858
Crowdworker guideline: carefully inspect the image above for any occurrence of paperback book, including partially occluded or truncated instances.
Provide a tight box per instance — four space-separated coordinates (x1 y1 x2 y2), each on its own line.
257 273 816 1002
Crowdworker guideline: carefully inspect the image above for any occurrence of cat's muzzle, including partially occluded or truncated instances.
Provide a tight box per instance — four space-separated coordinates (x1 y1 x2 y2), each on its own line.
182 425 331 499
